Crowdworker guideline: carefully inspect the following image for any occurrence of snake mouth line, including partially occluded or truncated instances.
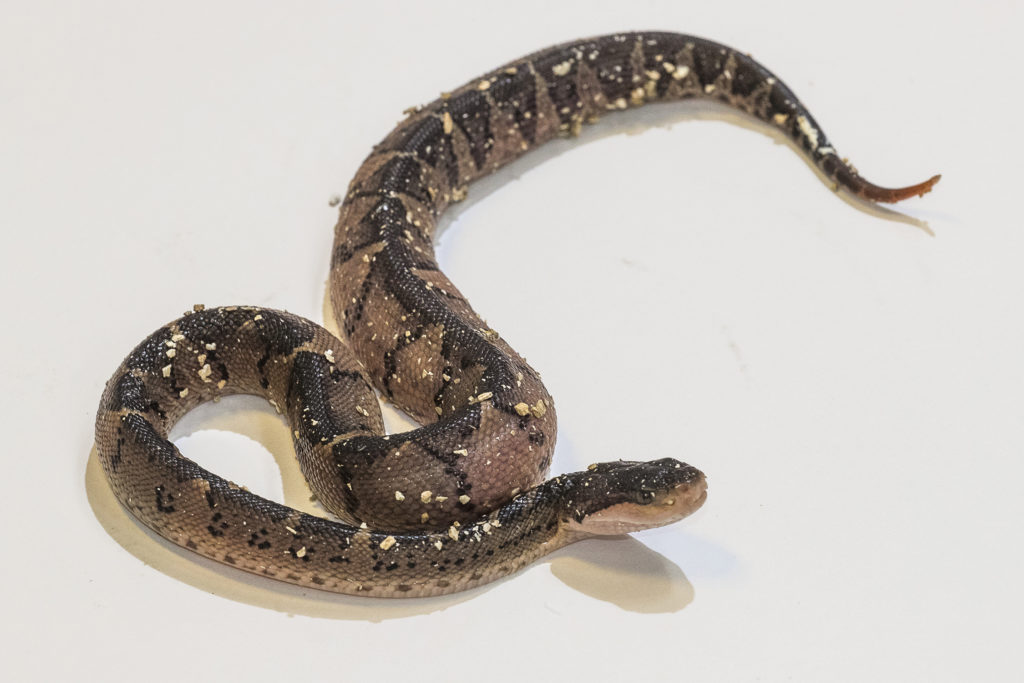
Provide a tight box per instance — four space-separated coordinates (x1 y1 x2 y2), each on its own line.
569 474 708 537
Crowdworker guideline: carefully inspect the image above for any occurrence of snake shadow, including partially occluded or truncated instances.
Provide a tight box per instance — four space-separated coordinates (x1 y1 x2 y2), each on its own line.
90 96 876 620
85 398 702 621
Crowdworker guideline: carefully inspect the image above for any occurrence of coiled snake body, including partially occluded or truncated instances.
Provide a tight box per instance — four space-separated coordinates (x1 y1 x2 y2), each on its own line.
96 32 937 597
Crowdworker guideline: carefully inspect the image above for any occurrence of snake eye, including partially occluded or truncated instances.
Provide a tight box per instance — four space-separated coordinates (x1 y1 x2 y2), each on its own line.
635 489 657 505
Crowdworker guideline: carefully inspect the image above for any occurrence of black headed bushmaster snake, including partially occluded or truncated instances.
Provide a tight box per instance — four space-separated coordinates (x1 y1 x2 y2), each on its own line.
95 32 938 597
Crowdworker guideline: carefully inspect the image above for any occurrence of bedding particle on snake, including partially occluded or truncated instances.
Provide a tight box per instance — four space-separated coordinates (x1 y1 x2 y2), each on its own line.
95 31 938 598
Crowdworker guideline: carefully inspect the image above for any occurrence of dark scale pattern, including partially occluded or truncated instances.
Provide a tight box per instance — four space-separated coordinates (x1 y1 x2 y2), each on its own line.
96 32 937 597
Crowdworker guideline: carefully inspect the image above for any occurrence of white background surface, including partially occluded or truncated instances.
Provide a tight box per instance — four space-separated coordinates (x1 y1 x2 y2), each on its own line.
3 1 1021 680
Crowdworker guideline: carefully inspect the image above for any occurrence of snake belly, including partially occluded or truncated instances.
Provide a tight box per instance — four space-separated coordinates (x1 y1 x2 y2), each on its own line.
95 32 937 598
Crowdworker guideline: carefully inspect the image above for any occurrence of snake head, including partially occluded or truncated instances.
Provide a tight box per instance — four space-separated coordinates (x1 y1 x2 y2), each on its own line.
561 458 707 536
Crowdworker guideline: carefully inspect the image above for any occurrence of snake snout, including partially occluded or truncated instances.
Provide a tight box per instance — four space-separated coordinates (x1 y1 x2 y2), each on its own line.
669 469 708 515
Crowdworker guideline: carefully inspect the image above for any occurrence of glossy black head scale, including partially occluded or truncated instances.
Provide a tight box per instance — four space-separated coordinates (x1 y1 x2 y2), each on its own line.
562 458 707 535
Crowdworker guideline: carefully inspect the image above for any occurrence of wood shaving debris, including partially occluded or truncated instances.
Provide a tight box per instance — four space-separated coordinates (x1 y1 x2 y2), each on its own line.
530 400 547 418
796 114 819 149
552 59 573 76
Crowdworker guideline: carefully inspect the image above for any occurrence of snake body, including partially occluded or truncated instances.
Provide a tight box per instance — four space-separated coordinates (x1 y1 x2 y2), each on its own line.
96 32 937 597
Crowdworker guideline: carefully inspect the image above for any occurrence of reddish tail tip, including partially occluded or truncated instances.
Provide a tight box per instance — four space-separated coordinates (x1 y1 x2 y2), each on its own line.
854 173 942 204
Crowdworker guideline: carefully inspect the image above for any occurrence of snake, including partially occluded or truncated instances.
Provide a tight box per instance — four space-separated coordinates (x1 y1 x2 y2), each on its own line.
95 31 938 598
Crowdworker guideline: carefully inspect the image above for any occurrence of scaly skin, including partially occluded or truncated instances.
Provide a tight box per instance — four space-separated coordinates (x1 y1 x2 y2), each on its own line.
96 32 937 597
